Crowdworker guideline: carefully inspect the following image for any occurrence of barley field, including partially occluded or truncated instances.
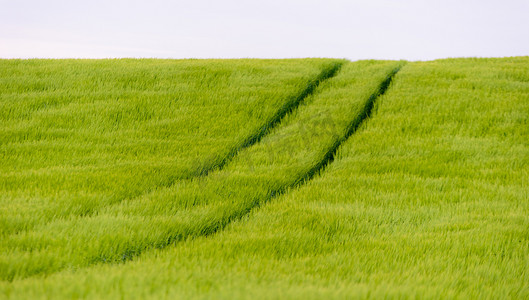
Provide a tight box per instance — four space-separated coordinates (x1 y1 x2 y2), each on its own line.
0 57 528 299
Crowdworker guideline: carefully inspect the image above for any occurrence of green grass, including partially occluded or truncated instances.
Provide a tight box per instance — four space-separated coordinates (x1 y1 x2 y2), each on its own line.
0 58 341 236
0 59 402 280
1 57 528 299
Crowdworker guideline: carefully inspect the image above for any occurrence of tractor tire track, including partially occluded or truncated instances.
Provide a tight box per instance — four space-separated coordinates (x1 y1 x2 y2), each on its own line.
111 63 405 258
2 62 343 238
195 61 344 176
2 62 403 281
191 64 405 239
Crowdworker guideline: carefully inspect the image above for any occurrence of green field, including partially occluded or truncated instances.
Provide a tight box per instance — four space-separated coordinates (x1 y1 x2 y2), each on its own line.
0 57 528 299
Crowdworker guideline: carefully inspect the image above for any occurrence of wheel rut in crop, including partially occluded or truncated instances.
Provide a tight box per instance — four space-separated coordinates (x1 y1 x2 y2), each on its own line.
195 62 344 176
108 65 404 261
194 65 404 239
98 63 344 217
2 63 344 238
2 63 403 281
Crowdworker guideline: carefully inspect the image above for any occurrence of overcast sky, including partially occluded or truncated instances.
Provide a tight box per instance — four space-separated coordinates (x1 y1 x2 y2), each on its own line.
1 0 527 60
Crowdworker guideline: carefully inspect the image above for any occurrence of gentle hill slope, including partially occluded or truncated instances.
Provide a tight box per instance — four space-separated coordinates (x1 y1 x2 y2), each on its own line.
1 57 528 299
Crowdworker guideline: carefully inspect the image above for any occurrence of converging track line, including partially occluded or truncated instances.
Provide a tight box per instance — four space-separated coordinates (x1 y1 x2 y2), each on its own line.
188 64 406 239
1 62 403 281
197 62 344 176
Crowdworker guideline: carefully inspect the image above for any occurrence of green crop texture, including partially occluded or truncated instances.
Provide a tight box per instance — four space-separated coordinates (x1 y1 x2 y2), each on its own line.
0 57 528 299
0 58 340 236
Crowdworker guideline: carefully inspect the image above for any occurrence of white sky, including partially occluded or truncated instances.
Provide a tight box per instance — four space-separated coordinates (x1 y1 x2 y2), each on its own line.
1 0 528 60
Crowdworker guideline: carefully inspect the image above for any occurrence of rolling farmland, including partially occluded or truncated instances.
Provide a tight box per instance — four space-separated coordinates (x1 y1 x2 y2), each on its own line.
0 57 528 299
